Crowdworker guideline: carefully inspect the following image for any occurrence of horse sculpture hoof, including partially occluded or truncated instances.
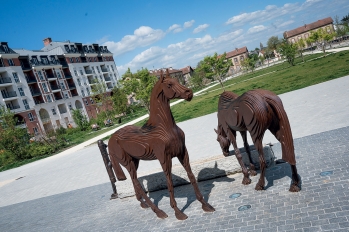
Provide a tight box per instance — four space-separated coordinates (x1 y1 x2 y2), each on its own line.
242 177 251 185
255 184 264 191
156 210 168 219
175 211 188 220
249 170 257 176
289 184 300 192
202 203 215 212
140 201 149 209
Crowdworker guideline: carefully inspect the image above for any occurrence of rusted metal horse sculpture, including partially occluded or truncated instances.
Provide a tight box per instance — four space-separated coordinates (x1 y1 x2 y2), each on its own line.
107 70 215 220
215 89 300 192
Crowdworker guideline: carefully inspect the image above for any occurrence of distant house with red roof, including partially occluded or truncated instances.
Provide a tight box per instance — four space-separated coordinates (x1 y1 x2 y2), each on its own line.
149 67 185 84
283 17 334 44
180 66 194 85
225 46 249 73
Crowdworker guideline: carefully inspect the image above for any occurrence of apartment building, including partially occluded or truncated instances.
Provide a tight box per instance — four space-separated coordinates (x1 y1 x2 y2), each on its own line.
1 39 119 136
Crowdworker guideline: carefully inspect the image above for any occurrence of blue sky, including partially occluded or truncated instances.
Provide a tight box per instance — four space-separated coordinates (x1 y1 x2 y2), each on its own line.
1 0 348 75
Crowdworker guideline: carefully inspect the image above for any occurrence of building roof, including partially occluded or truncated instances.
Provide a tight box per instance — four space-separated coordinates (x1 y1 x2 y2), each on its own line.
225 47 248 59
284 17 333 39
149 67 182 76
180 66 193 75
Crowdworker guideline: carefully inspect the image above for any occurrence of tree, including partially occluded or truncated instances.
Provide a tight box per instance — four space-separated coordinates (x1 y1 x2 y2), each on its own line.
121 68 157 112
203 52 231 90
241 54 258 73
334 15 348 44
189 70 205 89
296 38 306 62
195 59 214 81
0 106 30 160
259 55 265 67
278 39 298 66
111 84 128 116
71 109 89 131
91 78 113 119
309 28 335 56
267 36 281 51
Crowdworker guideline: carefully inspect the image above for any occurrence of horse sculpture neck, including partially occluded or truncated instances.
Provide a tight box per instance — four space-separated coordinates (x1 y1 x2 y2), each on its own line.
147 81 176 127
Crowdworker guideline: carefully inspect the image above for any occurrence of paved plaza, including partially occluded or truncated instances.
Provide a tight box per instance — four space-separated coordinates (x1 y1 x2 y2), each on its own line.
0 75 348 231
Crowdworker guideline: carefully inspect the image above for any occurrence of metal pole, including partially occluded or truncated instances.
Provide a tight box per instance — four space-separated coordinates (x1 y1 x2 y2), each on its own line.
98 140 118 199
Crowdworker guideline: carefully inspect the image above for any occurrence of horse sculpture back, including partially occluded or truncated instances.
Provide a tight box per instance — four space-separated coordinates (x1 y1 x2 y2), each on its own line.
107 70 215 220
215 89 300 192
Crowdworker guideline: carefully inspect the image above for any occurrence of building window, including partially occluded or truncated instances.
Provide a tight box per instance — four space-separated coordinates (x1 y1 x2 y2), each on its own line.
28 112 34 121
23 99 29 110
81 89 85 97
80 70 83 75
60 82 66 90
94 57 97 62
111 65 114 72
64 93 69 99
75 57 79 63
38 71 44 81
64 45 70 52
240 56 244 61
12 73 20 83
8 59 15 66
77 78 81 86
70 45 76 52
92 67 95 73
68 103 73 110
74 69 78 76
88 57 92 62
69 58 74 63
56 71 62 79
99 75 102 80
33 127 39 135
96 66 100 73
90 97 94 104
3 45 9 53
41 57 48 65
47 94 52 102
52 108 57 115
42 83 48 92
84 99 89 105
18 87 25 96
86 87 90 95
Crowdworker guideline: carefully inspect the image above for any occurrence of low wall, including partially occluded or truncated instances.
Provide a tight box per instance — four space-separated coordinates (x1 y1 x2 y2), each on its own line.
115 145 275 198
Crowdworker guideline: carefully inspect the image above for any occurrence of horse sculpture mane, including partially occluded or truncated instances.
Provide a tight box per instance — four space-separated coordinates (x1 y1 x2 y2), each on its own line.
106 69 215 220
215 89 300 192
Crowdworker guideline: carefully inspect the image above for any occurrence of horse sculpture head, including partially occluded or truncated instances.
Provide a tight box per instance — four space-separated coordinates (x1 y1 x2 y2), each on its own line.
214 125 230 157
157 69 193 101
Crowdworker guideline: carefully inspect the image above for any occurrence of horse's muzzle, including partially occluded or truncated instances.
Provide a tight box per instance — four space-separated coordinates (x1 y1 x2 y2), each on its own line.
186 90 193 101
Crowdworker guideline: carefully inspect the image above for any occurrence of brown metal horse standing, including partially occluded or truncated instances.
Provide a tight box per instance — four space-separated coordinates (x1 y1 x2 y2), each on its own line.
215 89 300 192
107 70 215 220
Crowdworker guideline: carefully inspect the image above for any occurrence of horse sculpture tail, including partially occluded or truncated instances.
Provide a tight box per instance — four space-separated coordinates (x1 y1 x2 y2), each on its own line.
265 94 296 165
108 140 127 181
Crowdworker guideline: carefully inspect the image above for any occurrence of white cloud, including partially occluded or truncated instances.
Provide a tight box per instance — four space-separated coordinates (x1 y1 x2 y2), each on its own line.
102 26 165 56
96 35 110 44
168 24 183 33
247 25 267 34
225 3 300 26
193 24 210 33
117 29 245 74
184 20 195 28
279 20 295 28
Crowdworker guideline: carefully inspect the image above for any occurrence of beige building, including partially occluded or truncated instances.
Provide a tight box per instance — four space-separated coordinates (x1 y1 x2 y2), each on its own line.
180 66 194 85
225 47 249 73
283 17 334 43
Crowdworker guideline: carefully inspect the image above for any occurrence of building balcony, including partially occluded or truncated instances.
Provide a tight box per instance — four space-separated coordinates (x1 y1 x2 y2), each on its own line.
7 105 20 110
54 95 63 101
34 99 44 105
50 85 61 92
101 68 108 72
85 70 93 75
64 74 72 79
68 84 76 89
30 59 61 67
47 74 56 79
26 77 37 83
0 77 12 85
21 64 32 71
71 92 79 97
2 91 17 99
104 77 111 82
61 62 68 68
31 89 42 97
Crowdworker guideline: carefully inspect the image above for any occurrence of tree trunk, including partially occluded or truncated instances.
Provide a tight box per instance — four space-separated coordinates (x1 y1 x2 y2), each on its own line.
219 78 225 91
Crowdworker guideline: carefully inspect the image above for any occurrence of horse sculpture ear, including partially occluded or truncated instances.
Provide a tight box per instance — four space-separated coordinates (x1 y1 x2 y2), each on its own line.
214 128 218 134
166 69 170 79
160 69 166 82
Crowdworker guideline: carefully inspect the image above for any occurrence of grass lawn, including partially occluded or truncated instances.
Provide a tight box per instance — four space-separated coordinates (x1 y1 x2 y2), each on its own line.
170 51 349 122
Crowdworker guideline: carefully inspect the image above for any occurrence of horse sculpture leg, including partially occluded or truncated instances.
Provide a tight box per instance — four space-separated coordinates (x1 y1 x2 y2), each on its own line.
110 144 167 219
227 130 251 185
254 140 266 190
178 148 215 213
290 165 301 192
132 158 149 209
159 155 188 220
240 131 257 176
